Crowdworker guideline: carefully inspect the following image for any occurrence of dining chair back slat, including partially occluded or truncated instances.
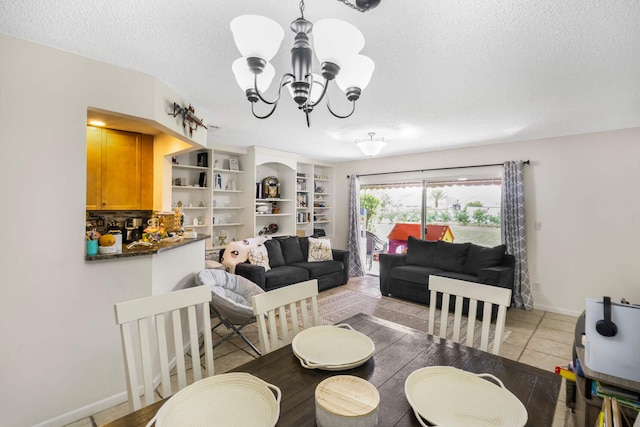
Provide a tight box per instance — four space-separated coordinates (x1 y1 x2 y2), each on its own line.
251 279 320 354
114 286 214 411
427 276 511 355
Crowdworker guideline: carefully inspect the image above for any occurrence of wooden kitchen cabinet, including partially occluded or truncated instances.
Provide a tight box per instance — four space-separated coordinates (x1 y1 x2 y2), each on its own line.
86 127 153 210
86 127 102 210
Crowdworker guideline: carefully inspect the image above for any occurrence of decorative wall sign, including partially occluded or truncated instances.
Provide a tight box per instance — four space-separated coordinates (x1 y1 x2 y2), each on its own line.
168 102 208 137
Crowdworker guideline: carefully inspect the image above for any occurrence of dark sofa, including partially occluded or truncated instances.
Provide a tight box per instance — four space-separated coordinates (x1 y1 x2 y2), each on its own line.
379 236 514 313
233 236 350 292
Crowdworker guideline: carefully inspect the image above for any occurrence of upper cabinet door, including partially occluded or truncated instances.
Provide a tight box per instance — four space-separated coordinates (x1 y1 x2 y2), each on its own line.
102 129 142 210
86 127 153 211
86 127 102 210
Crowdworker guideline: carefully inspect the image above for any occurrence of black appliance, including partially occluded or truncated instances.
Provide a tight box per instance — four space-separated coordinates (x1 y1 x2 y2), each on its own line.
125 217 144 243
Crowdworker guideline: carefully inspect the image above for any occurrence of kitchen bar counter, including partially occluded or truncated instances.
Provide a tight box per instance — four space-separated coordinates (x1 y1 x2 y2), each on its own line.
85 234 210 261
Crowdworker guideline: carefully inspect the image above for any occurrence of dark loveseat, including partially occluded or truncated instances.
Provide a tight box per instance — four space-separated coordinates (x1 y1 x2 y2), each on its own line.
380 236 515 310
234 236 350 292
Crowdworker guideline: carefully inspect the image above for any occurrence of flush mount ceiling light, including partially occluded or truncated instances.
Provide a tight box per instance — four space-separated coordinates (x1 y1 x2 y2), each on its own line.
356 132 385 156
230 0 378 127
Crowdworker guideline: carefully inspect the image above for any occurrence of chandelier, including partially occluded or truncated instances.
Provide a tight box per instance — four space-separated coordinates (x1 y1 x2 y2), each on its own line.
230 0 377 127
356 132 385 156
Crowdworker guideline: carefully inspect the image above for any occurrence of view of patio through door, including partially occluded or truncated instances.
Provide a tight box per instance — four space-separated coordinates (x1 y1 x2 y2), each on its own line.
360 177 503 275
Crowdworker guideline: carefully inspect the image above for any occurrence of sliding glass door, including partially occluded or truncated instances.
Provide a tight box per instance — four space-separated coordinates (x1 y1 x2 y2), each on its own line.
360 174 502 275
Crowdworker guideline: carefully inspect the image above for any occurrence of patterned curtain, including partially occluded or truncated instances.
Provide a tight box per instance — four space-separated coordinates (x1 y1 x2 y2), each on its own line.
347 174 364 276
501 161 533 310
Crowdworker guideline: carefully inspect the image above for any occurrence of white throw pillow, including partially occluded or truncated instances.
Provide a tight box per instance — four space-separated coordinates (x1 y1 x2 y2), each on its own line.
308 237 332 262
248 244 271 271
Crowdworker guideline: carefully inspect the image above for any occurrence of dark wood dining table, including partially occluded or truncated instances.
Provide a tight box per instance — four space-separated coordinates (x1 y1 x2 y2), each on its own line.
103 313 561 427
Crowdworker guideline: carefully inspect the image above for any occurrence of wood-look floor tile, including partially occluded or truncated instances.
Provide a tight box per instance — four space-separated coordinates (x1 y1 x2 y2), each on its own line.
519 348 568 372
539 316 577 333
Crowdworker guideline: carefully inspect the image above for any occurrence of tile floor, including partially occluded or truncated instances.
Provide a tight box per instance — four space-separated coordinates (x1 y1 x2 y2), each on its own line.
66 275 577 427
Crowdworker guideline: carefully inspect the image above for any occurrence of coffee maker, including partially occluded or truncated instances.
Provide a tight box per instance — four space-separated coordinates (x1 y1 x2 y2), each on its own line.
125 217 144 242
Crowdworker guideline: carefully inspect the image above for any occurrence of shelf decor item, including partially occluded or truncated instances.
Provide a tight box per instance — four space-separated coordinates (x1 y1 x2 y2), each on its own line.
228 158 239 171
197 152 208 167
218 230 229 246
258 223 279 235
256 203 270 214
262 176 280 199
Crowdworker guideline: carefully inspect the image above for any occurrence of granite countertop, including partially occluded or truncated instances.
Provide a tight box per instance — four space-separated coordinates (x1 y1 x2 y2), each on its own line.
85 234 210 261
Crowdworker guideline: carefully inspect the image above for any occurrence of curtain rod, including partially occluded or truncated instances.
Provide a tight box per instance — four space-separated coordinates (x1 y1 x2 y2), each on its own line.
348 160 530 178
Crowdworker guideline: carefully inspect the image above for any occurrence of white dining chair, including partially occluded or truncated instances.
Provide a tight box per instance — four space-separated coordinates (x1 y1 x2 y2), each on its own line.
114 285 214 411
427 276 512 355
251 279 320 354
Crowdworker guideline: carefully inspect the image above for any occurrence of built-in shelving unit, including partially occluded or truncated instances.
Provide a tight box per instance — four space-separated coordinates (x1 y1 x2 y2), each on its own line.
297 162 334 237
295 163 313 237
165 146 336 254
169 149 213 248
246 147 297 238
210 150 247 249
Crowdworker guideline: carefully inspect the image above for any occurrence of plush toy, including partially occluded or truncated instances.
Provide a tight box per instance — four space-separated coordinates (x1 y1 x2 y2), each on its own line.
220 236 268 273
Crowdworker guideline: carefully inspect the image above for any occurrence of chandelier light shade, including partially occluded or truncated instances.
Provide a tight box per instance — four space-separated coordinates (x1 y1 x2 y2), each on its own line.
356 132 386 156
232 58 275 93
230 0 376 126
230 15 284 62
336 55 375 97
312 19 365 66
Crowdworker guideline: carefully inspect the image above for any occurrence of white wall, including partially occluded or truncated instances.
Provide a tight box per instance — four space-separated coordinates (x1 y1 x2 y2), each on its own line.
334 130 640 316
0 34 206 426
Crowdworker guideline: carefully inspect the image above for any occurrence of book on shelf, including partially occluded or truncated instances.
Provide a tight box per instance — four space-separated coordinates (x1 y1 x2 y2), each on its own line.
591 380 640 410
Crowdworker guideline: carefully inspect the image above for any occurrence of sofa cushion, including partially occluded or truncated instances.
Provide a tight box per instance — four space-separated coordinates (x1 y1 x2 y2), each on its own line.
431 241 470 273
298 237 310 259
432 271 482 283
405 236 438 267
264 239 285 268
307 237 332 262
391 265 445 284
279 236 305 264
291 260 344 277
265 265 309 289
463 244 506 276
248 244 271 271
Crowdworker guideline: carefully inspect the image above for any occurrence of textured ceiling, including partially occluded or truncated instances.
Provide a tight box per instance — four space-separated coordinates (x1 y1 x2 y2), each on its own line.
2 1 639 161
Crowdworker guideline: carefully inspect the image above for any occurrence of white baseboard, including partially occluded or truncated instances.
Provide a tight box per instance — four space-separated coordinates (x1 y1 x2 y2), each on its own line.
533 303 582 317
34 335 204 427
32 391 129 427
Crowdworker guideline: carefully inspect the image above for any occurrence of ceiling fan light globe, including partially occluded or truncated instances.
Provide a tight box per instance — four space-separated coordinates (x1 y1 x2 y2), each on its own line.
356 139 386 156
230 15 284 61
